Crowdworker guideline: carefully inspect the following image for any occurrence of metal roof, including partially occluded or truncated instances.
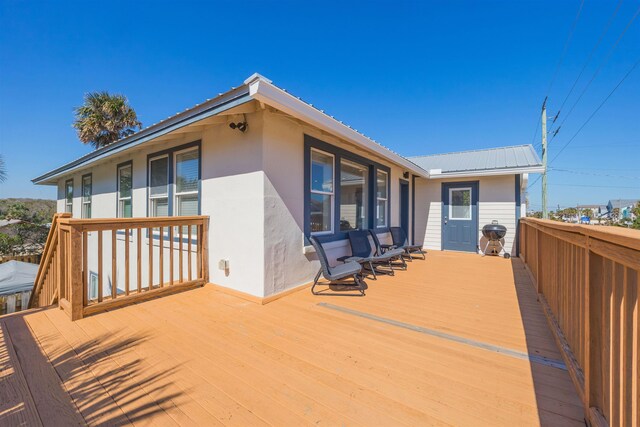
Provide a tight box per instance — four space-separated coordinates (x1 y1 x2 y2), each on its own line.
408 145 542 174
608 199 639 209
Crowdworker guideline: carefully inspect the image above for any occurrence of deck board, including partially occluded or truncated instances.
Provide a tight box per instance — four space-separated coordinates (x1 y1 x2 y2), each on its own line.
0 251 585 426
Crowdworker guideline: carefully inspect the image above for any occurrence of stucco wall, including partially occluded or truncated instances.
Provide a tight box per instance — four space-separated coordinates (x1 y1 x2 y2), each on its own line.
53 110 267 297
415 174 520 254
261 108 413 296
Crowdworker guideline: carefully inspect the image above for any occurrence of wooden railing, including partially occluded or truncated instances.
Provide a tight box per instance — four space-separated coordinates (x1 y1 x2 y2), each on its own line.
29 212 70 309
519 218 640 427
30 215 209 321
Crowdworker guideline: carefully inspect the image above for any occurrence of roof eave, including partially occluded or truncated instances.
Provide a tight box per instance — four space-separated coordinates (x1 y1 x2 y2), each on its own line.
32 87 253 185
247 76 430 178
426 165 545 179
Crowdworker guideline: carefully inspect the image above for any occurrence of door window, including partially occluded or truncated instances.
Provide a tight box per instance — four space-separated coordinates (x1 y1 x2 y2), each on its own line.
449 188 472 220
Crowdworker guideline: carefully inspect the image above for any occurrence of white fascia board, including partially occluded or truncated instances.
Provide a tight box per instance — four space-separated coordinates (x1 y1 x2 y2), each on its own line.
427 166 545 179
248 78 429 178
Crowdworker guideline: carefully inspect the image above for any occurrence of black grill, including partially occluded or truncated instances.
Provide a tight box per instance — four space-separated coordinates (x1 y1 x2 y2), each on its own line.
480 223 510 258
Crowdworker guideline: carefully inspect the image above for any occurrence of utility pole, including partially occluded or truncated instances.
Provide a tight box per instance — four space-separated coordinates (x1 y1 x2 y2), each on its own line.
541 98 548 219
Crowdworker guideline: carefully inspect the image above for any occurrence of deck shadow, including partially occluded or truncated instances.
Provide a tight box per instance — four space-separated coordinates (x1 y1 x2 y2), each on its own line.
0 309 185 425
509 257 585 426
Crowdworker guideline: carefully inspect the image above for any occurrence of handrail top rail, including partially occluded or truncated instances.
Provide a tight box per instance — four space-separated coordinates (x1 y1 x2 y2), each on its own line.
521 217 640 252
58 215 209 231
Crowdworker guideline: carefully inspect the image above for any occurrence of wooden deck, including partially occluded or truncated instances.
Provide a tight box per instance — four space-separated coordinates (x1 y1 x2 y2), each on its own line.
0 251 584 426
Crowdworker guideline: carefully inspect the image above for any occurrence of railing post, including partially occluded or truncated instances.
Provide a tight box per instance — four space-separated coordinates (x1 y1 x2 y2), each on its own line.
202 218 209 283
583 236 592 420
69 224 84 320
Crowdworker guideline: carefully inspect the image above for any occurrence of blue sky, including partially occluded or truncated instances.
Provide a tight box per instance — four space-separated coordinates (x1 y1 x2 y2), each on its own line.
0 0 638 210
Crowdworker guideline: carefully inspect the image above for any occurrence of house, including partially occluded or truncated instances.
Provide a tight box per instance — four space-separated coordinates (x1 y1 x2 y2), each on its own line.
607 199 639 220
32 74 543 302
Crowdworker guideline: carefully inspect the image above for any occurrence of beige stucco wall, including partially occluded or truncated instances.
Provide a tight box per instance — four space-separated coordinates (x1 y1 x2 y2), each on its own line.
53 109 267 297
261 108 414 296
414 174 522 255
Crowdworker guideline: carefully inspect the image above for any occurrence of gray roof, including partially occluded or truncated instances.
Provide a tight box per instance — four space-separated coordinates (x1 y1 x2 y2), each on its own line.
608 199 639 209
408 145 542 174
0 260 38 296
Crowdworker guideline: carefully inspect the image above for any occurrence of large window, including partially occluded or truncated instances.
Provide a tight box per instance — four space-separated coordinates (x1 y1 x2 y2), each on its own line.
340 160 368 231
305 136 391 240
174 148 199 216
65 179 73 214
376 170 388 227
310 149 334 234
149 155 169 216
147 143 200 218
117 163 132 218
81 174 92 218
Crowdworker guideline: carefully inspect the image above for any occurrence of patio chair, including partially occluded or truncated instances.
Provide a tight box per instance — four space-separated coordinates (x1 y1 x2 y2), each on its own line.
369 230 407 270
309 235 366 296
389 227 426 260
344 230 396 280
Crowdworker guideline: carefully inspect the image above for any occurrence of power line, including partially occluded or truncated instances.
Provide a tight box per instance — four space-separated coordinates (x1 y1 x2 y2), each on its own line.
549 3 640 142
546 0 586 96
549 183 640 189
555 0 624 121
550 167 640 180
549 56 640 164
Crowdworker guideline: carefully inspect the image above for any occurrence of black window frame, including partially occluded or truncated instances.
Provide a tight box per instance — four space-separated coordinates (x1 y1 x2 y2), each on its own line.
304 134 391 243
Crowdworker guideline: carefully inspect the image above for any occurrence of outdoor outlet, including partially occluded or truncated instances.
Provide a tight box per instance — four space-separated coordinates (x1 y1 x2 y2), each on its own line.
218 259 229 270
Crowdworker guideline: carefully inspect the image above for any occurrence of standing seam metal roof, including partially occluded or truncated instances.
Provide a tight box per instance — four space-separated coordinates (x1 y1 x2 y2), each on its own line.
408 145 542 173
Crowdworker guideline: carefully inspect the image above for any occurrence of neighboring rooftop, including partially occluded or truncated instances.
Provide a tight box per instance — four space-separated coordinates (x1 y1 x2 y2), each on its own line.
607 199 639 209
409 144 544 177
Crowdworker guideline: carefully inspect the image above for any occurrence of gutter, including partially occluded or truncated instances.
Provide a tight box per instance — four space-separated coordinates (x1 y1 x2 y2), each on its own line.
425 166 545 179
245 74 430 179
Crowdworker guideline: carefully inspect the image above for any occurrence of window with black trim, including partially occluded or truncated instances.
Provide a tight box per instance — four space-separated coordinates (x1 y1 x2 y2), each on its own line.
310 149 334 234
340 159 368 231
376 170 388 227
117 163 132 218
65 179 74 214
149 155 169 217
174 148 199 216
305 136 391 241
81 174 92 218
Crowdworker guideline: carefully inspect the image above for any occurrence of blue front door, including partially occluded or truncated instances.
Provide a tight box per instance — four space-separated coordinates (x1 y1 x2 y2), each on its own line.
442 182 479 252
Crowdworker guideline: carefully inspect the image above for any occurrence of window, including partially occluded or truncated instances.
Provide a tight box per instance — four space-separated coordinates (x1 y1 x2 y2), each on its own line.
449 187 472 220
149 156 169 216
81 175 92 218
174 148 199 216
376 170 388 227
117 163 133 218
65 179 73 214
340 160 368 231
88 272 98 301
310 149 334 234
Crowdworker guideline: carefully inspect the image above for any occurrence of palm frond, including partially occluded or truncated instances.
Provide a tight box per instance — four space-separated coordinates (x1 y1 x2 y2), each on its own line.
73 91 142 149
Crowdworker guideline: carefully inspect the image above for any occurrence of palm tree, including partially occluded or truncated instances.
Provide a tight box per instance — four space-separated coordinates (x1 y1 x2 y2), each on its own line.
0 155 7 183
73 92 142 149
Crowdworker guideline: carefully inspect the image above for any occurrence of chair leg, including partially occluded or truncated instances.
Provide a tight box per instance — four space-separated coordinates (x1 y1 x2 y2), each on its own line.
387 260 395 275
311 268 322 295
369 261 377 280
354 274 366 296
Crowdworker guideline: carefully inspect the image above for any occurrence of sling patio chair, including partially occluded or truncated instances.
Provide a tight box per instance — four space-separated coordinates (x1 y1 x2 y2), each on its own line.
389 226 426 260
309 235 366 296
342 230 397 280
369 229 407 270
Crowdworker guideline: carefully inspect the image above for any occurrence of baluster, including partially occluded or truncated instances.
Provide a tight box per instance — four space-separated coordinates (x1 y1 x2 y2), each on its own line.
98 231 103 303
125 228 130 296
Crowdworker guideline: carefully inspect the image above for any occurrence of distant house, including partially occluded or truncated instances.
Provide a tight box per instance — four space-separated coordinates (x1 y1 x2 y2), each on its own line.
607 199 639 220
32 74 543 301
577 204 608 219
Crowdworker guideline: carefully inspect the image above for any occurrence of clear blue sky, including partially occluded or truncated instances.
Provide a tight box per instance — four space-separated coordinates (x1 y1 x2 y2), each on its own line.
1 0 638 210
